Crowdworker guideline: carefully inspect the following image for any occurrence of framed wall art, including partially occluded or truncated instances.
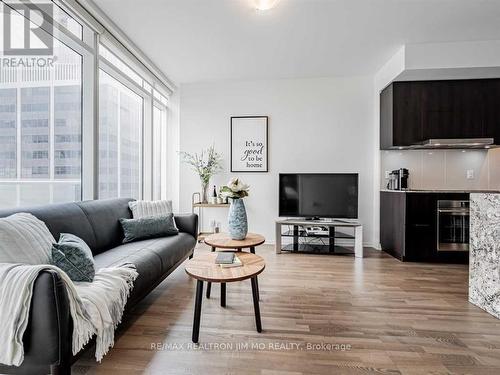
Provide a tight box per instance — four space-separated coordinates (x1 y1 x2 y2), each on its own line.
230 116 268 172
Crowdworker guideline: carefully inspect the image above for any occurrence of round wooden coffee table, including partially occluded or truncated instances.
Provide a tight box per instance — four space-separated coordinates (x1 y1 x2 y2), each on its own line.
185 252 265 343
204 232 266 300
204 232 265 252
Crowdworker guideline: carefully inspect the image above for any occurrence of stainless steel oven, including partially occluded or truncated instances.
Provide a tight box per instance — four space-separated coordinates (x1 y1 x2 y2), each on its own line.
437 200 470 252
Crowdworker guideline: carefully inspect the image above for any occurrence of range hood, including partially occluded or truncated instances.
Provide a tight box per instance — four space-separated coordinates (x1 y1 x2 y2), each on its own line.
412 138 495 149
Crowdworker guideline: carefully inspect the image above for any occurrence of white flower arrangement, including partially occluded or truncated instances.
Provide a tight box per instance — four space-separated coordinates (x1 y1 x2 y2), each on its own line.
220 178 250 199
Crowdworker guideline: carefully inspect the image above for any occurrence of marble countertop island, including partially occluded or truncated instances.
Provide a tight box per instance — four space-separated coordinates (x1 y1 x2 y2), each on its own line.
469 193 500 319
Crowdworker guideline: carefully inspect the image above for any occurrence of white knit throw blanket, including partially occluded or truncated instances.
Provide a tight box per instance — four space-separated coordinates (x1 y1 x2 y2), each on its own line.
0 263 138 367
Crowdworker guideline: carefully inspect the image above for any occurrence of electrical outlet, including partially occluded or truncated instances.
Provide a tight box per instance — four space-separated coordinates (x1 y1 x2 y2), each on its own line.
466 170 475 180
385 170 390 179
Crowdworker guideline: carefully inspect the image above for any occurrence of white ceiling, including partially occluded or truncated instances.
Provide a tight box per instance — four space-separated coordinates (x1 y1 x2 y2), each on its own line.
93 0 500 84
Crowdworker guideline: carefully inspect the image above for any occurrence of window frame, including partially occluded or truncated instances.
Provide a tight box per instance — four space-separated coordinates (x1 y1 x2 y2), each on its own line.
0 0 173 208
98 41 170 201
152 101 168 200
0 1 93 205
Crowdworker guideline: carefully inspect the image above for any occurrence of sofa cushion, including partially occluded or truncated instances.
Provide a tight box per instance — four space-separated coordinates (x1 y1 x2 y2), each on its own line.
93 234 195 300
76 198 134 255
93 240 162 302
0 202 97 250
144 233 196 273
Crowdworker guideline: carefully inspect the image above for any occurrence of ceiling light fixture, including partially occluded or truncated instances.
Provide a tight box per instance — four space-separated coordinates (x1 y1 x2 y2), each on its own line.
254 0 280 11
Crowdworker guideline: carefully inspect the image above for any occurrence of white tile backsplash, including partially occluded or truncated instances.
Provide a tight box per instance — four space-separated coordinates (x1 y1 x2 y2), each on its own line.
380 150 422 189
421 151 446 189
445 150 488 189
380 149 497 190
488 148 500 190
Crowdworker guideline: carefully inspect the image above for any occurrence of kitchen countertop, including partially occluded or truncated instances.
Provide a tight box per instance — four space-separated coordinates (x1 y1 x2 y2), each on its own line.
380 189 500 193
469 193 500 319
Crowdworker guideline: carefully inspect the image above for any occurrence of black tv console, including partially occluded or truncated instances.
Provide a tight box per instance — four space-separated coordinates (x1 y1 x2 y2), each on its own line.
275 219 363 257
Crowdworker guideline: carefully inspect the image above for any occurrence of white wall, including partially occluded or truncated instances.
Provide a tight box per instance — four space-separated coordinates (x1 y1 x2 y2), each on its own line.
178 76 376 246
405 40 500 71
371 49 407 250
379 40 500 82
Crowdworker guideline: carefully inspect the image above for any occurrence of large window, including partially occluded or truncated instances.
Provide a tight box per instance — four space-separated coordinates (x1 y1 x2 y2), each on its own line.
98 70 143 199
0 1 173 209
98 40 170 201
0 10 83 208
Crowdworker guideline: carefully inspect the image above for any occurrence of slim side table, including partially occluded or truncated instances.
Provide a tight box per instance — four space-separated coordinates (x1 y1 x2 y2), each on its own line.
191 192 230 242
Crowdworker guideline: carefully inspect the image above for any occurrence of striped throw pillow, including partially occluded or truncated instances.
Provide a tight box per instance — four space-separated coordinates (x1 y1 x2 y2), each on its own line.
128 200 174 219
0 213 55 264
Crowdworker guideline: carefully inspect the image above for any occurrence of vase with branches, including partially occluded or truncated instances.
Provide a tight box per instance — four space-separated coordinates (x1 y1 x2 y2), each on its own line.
180 146 223 203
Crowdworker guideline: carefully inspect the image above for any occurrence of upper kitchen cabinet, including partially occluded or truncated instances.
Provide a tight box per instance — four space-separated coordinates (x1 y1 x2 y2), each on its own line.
420 80 484 140
380 78 500 150
380 82 423 148
483 79 500 143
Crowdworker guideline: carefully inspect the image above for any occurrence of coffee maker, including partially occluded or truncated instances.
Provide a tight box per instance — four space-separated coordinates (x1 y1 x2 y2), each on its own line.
387 168 409 190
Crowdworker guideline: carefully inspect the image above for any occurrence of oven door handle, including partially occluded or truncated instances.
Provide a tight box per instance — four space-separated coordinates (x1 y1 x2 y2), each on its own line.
438 208 469 213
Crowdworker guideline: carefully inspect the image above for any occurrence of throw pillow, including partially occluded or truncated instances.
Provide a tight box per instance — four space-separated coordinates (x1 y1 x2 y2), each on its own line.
0 213 55 264
51 233 95 282
128 200 173 219
119 214 179 243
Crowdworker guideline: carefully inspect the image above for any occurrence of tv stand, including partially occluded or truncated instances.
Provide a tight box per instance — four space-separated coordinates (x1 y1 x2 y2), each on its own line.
275 218 363 257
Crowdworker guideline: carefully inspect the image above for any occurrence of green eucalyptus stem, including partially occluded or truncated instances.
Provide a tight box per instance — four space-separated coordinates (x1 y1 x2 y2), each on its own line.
179 145 223 185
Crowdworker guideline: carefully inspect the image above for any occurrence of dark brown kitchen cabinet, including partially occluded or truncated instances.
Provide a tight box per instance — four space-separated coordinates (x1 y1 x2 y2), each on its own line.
380 191 469 263
392 81 425 146
483 79 500 143
380 191 405 260
420 80 484 140
380 82 424 148
380 78 500 149
404 193 436 262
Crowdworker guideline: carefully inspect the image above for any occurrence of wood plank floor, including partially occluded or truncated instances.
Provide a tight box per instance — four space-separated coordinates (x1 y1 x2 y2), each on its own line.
74 244 500 375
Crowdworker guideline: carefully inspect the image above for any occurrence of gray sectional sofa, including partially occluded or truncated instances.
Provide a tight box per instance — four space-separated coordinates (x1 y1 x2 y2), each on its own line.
0 198 198 375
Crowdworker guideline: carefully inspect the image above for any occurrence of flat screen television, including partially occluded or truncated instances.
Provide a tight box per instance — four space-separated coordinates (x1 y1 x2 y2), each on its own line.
279 173 358 219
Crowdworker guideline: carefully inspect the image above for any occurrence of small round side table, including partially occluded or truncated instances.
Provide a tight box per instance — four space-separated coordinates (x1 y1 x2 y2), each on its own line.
204 232 265 253
204 232 265 300
185 252 265 343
